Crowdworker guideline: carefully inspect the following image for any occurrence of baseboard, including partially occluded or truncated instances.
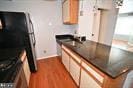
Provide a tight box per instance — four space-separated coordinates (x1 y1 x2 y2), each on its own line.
37 54 59 60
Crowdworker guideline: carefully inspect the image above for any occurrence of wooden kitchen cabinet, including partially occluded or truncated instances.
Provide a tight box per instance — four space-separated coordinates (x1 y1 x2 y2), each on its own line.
69 57 81 86
80 69 101 88
80 60 104 88
62 45 103 87
14 67 28 88
80 61 104 88
13 51 30 88
62 0 79 24
23 56 31 86
62 45 81 86
62 45 104 87
62 50 70 72
61 45 129 88
20 51 31 87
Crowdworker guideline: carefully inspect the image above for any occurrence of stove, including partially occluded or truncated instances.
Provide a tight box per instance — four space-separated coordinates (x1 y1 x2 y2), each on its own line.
0 48 24 83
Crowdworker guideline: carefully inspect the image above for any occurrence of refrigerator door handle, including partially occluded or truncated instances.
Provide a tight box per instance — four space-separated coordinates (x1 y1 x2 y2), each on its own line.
33 33 36 46
28 14 36 46
29 25 36 46
29 32 34 34
29 32 36 46
30 22 36 46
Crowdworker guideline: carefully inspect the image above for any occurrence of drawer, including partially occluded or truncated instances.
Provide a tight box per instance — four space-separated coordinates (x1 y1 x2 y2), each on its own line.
82 62 104 83
69 51 81 63
62 45 81 63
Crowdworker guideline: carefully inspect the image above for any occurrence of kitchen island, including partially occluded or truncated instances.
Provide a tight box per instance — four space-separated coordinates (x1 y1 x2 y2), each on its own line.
56 34 133 88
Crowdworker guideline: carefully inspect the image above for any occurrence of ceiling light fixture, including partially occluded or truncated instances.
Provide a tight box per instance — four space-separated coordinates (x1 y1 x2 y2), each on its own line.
114 0 123 8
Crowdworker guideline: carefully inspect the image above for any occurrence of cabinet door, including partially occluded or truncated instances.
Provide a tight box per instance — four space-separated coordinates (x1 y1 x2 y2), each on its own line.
62 0 79 24
63 0 70 23
69 57 80 86
23 57 31 86
62 50 70 72
15 68 28 88
80 69 101 88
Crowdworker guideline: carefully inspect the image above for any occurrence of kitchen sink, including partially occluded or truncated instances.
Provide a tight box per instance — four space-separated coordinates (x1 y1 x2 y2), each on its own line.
59 38 73 42
65 40 82 49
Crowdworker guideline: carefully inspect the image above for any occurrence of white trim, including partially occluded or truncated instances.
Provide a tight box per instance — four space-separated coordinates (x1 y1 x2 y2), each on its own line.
37 54 59 60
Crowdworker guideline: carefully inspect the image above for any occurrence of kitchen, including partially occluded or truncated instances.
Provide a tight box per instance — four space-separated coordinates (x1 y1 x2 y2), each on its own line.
0 0 133 88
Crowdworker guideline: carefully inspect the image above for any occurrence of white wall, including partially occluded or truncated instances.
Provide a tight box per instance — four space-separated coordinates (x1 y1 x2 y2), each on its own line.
78 0 95 40
78 0 119 45
0 0 77 59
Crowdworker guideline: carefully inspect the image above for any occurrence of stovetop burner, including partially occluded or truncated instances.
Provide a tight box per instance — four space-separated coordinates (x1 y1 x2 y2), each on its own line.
0 57 18 72
0 58 22 83
0 47 24 83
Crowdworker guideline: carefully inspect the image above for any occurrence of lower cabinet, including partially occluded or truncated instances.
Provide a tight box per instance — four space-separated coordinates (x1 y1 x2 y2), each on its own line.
20 51 31 87
23 57 31 86
61 45 128 88
80 69 101 88
15 67 28 88
61 45 104 88
62 50 70 72
69 57 80 86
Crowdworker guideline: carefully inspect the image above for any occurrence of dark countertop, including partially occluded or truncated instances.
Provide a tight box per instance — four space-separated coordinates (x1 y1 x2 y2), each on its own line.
56 35 133 78
0 47 25 83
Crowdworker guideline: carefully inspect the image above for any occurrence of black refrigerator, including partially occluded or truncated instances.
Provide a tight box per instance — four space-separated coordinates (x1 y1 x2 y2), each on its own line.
0 11 37 72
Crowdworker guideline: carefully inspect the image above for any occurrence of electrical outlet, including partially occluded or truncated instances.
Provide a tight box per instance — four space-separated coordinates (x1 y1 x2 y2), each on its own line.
43 50 47 53
80 10 84 16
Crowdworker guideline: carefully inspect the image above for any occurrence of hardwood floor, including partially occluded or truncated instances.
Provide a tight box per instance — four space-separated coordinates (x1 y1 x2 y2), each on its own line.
29 57 78 88
112 39 133 52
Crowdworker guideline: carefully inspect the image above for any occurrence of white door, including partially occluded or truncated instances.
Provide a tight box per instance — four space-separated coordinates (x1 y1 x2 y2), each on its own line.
91 10 101 42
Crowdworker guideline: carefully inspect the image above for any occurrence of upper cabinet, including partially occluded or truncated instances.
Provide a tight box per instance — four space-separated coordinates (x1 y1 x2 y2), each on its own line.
62 0 79 24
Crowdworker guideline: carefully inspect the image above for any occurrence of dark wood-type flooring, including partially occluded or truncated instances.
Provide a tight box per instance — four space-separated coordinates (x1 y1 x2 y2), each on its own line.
29 57 78 88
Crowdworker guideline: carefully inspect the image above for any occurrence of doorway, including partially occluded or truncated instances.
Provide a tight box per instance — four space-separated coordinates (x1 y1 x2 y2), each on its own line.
112 0 133 52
